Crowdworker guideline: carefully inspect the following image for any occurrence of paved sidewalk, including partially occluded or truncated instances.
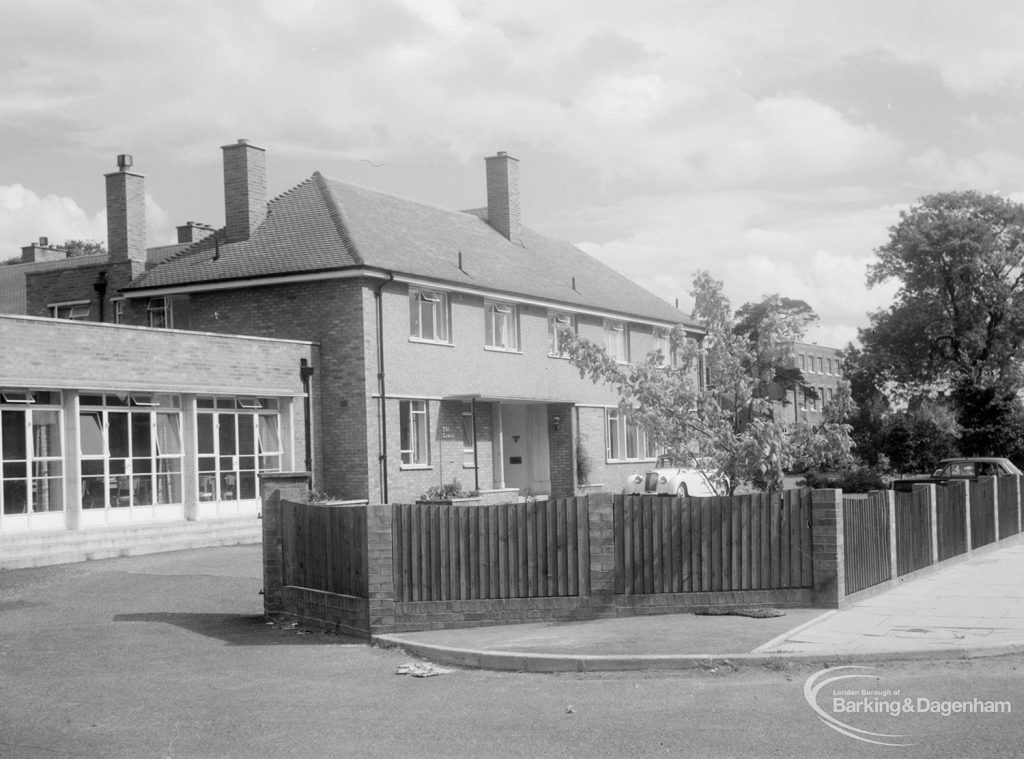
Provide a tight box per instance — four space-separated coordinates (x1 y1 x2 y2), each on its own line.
376 539 1024 670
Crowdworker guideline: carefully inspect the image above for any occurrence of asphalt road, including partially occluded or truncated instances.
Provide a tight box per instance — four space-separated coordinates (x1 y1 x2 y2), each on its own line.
1 545 1022 758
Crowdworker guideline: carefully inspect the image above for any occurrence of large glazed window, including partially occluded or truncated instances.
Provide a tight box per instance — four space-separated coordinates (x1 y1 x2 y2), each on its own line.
1 391 64 516
79 393 182 510
197 397 281 502
605 408 657 463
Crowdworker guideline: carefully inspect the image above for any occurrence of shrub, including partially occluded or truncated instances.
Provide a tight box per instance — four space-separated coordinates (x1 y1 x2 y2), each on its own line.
421 480 468 501
799 466 886 493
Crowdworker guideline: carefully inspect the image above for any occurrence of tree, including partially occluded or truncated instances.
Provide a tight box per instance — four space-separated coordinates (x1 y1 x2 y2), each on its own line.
860 191 1024 462
62 239 106 258
562 272 854 492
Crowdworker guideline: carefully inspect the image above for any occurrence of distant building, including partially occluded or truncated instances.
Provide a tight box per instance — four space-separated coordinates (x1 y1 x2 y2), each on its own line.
783 341 845 423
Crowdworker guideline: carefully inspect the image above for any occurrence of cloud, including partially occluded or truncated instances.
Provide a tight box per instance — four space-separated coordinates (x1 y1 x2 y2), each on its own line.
0 185 105 260
0 184 173 259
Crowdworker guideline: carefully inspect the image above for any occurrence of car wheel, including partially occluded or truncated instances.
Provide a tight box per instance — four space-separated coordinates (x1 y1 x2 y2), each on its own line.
676 483 688 497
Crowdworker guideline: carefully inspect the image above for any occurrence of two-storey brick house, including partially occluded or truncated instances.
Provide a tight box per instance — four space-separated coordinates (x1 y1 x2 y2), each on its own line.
22 141 704 506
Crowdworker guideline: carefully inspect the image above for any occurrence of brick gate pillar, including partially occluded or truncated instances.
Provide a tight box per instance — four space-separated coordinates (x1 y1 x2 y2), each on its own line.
811 488 845 608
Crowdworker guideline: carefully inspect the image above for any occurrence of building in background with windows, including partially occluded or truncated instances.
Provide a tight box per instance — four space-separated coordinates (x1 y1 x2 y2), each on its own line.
783 341 845 423
15 141 704 509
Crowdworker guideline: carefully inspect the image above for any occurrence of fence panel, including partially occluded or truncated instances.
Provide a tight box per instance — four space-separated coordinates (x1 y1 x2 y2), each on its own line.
894 487 932 576
843 492 891 594
970 478 997 549
936 483 968 561
392 498 587 602
998 477 1020 538
614 489 813 594
281 501 367 597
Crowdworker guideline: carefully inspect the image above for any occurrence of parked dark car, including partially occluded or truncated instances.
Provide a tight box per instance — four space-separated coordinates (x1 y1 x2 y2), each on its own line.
892 457 1022 492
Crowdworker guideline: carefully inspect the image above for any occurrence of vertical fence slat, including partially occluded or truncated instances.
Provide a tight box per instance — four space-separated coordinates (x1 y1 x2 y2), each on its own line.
651 497 663 594
578 496 591 596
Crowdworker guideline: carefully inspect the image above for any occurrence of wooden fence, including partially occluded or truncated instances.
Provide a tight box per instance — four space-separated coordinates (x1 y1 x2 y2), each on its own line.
843 492 892 594
391 498 590 602
280 500 367 597
936 483 968 561
613 490 813 594
970 478 997 549
894 487 932 577
999 477 1020 538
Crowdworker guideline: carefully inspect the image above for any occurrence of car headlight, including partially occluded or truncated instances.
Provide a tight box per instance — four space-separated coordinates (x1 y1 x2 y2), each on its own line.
659 475 667 484
632 475 642 483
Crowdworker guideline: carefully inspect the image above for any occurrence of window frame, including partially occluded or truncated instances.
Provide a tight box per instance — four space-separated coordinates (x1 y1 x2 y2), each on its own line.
547 311 576 358
409 288 451 344
79 392 184 510
399 399 431 467
604 320 630 364
461 408 476 468
147 297 170 328
1 390 64 518
652 327 674 367
484 299 520 352
49 300 91 321
605 408 657 463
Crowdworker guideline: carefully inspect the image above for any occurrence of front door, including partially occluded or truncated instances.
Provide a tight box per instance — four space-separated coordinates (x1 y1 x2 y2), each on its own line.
501 404 550 496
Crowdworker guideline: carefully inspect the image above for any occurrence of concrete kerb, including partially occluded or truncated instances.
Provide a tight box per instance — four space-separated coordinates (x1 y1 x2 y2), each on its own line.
370 635 1024 673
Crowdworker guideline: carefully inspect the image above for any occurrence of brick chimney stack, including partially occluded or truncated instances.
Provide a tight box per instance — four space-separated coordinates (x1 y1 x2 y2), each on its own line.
176 221 214 244
105 154 147 264
222 139 267 242
20 237 66 263
485 151 521 245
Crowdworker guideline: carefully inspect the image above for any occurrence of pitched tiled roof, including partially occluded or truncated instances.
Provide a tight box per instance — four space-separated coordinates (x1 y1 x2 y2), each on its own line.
127 172 698 328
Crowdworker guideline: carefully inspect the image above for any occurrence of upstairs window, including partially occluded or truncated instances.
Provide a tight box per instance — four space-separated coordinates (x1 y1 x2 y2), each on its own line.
547 312 575 357
484 300 519 352
653 328 673 367
49 301 91 321
148 298 169 328
409 289 450 343
604 320 630 363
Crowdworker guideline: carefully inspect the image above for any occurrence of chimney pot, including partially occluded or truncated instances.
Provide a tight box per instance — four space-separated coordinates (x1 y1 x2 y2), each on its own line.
117 154 133 171
39 236 48 246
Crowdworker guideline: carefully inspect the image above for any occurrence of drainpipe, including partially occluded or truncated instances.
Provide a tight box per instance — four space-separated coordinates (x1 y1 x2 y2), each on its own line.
300 359 315 489
93 271 108 322
471 397 480 493
375 273 395 504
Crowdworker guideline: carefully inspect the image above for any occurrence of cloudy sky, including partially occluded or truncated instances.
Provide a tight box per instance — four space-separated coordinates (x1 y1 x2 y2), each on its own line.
5 1 1024 347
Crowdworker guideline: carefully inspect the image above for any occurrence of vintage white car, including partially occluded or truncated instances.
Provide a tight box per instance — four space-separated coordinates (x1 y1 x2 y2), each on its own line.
623 455 722 497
